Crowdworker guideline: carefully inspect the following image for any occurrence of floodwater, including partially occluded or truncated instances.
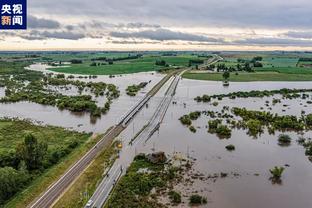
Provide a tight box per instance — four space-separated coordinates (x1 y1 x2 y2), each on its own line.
0 63 164 133
2 64 312 207
125 78 312 208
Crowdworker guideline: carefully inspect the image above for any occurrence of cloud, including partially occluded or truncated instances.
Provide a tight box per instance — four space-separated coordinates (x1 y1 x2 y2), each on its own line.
234 37 312 46
28 15 60 29
284 31 312 39
29 0 312 29
110 29 222 42
20 30 85 40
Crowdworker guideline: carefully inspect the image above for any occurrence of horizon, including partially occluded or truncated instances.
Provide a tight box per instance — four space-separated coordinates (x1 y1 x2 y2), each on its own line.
1 0 312 50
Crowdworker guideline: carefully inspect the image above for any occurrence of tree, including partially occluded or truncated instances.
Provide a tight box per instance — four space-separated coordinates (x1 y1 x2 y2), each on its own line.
16 133 48 171
222 71 230 80
0 167 30 204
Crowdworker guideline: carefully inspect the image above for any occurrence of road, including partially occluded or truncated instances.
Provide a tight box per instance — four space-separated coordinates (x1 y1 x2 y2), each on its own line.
28 71 179 208
86 71 183 208
199 54 223 70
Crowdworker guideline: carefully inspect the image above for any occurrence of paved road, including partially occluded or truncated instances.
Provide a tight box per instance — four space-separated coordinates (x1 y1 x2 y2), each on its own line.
28 71 178 208
87 71 183 208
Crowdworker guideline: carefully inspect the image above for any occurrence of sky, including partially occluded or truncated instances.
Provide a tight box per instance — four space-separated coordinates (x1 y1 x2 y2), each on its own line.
1 0 312 50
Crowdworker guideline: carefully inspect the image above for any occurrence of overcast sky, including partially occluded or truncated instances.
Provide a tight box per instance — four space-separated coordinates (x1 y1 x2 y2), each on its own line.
1 0 312 50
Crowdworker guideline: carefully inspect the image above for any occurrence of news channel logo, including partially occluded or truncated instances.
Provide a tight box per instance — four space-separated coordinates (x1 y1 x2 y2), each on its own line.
0 0 27 29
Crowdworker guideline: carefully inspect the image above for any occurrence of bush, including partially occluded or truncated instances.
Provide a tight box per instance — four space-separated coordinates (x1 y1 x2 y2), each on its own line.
189 126 196 133
189 194 207 205
179 115 192 126
225 144 235 151
278 134 291 146
168 191 181 204
216 125 231 138
269 166 284 179
189 111 201 120
246 119 263 136
208 119 221 132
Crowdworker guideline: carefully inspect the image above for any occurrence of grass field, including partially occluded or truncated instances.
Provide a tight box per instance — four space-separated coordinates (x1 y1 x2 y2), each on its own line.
0 119 93 207
183 72 312 82
53 140 118 208
49 55 204 75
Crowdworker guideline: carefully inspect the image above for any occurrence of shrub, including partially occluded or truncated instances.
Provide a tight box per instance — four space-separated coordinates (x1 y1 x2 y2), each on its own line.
278 134 291 146
179 115 192 126
189 126 196 133
168 191 181 204
189 194 207 205
189 111 201 120
216 125 231 138
246 119 263 136
225 144 235 151
269 166 284 179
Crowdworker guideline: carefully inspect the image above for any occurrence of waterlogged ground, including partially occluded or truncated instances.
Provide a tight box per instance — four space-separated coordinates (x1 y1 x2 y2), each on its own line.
126 79 312 208
0 64 164 133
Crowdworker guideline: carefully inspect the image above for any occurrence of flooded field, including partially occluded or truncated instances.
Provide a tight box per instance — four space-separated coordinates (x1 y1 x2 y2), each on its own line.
125 79 312 208
0 64 164 133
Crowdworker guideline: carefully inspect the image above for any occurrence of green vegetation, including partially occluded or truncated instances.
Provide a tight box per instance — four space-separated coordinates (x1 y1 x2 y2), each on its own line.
215 125 232 139
53 140 118 208
168 190 181 204
0 118 90 206
126 82 148 96
232 107 311 132
246 119 263 137
225 144 235 151
269 166 285 183
189 126 196 133
278 134 292 146
194 88 312 103
189 194 207 205
179 115 192 126
183 71 312 82
49 55 205 75
179 111 202 132
105 154 182 208
189 111 201 120
1 73 119 117
184 52 312 81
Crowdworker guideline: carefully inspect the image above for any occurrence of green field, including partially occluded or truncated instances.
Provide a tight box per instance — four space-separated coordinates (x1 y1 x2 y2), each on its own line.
49 55 205 75
0 119 91 207
183 72 312 82
184 52 312 82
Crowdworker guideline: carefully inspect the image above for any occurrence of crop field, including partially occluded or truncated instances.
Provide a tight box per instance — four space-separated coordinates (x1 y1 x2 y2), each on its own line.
184 52 312 81
49 55 206 75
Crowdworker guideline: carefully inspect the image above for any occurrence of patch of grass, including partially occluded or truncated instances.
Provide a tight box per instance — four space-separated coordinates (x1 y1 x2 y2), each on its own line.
105 154 180 208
